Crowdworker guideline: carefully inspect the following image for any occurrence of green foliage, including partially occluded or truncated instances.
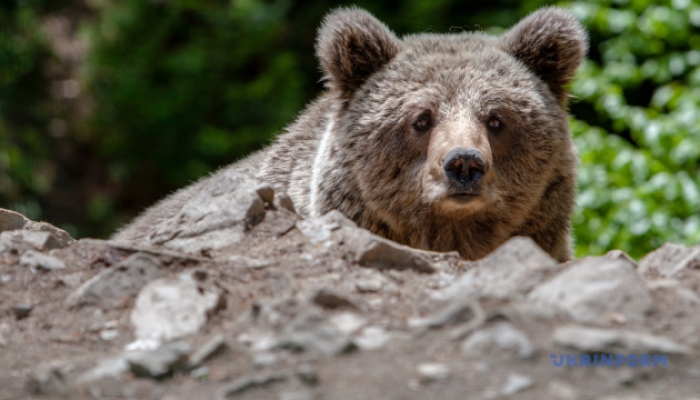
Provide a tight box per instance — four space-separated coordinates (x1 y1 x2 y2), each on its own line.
566 0 700 258
1 0 699 257
0 3 53 221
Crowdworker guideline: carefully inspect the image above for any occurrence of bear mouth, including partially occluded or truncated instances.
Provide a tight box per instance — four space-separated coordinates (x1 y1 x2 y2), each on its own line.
447 192 479 203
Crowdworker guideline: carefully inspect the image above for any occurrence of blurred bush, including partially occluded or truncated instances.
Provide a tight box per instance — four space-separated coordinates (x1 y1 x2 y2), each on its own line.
567 0 700 258
1 0 698 258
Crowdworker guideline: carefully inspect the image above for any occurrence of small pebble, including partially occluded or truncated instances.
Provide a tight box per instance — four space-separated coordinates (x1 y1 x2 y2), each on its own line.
417 362 450 382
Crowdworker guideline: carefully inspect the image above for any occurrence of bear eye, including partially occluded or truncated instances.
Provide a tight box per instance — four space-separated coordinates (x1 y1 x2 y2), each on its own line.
413 112 433 132
487 116 503 131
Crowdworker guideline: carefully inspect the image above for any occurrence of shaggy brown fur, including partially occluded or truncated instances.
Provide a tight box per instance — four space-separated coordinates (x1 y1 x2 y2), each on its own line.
114 7 587 262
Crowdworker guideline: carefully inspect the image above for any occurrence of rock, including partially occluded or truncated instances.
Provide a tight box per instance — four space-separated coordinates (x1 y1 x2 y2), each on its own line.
343 226 434 273
14 303 32 320
20 250 66 271
296 210 355 244
76 357 129 383
295 364 319 386
417 362 450 382
461 322 535 359
312 288 359 310
25 362 69 396
126 341 191 379
647 279 700 307
353 326 392 351
275 308 355 356
440 237 560 300
130 272 225 344
0 208 74 247
501 373 533 395
185 334 227 370
0 230 65 252
605 249 637 266
547 380 579 400
274 193 296 213
552 325 692 354
329 312 367 335
355 276 383 292
255 183 275 205
151 179 266 252
527 257 655 323
99 329 120 341
67 253 165 308
0 208 30 231
638 242 700 279
22 221 74 248
218 372 288 399
424 297 482 330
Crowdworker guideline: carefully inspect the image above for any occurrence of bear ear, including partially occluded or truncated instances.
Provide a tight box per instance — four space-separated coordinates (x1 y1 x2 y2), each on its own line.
500 8 588 107
316 7 401 98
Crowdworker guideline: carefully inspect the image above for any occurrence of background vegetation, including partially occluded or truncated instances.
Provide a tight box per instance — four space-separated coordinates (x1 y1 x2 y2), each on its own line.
1 0 698 259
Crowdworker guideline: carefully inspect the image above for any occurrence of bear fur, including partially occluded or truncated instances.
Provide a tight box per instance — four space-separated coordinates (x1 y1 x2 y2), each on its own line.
113 7 587 262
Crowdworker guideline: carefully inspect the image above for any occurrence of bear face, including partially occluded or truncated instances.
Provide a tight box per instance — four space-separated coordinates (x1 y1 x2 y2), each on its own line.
309 8 587 260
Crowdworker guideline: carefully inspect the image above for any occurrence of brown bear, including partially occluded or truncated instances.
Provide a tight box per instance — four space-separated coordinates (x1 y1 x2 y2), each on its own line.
114 7 587 262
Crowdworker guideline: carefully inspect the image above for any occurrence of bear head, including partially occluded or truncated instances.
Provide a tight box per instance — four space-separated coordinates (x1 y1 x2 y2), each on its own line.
313 7 587 260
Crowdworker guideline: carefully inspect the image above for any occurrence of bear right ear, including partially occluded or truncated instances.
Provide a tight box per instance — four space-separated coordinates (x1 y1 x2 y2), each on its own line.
500 8 588 107
316 8 401 99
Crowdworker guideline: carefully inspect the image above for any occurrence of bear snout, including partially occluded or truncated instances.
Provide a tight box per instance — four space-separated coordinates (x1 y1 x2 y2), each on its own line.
441 148 487 188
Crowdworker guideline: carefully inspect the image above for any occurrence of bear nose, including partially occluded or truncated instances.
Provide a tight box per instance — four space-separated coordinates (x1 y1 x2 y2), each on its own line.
442 148 487 185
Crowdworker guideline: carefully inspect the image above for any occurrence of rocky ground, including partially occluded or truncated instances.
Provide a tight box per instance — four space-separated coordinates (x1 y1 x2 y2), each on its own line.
2 183 700 400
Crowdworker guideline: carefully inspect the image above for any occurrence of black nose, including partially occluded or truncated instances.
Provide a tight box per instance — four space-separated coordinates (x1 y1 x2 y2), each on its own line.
442 148 487 185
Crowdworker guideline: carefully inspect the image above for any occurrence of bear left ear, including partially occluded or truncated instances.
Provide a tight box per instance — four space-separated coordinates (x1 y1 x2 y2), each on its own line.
316 7 401 99
500 8 588 107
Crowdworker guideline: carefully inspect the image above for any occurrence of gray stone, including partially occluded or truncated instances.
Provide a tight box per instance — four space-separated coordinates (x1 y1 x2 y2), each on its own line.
22 221 74 248
343 226 434 273
501 373 533 395
131 273 224 343
151 180 266 252
353 326 392 351
67 253 165 308
0 230 63 252
604 249 637 266
425 297 482 330
552 325 692 354
417 362 450 382
329 312 367 335
441 236 560 300
461 322 535 359
20 250 66 271
312 288 358 310
355 276 383 292
0 208 73 247
638 242 700 279
547 380 579 400
295 364 319 386
25 362 69 396
296 210 355 244
527 257 655 323
255 183 275 204
76 357 129 383
185 334 227 370
274 193 296 213
14 303 32 320
219 372 288 398
0 208 29 231
125 341 191 379
276 308 355 356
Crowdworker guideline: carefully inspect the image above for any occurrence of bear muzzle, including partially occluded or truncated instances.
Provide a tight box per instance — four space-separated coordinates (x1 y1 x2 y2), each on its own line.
441 147 487 202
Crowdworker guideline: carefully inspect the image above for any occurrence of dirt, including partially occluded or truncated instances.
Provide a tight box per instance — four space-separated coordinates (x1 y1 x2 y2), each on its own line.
1 201 700 400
